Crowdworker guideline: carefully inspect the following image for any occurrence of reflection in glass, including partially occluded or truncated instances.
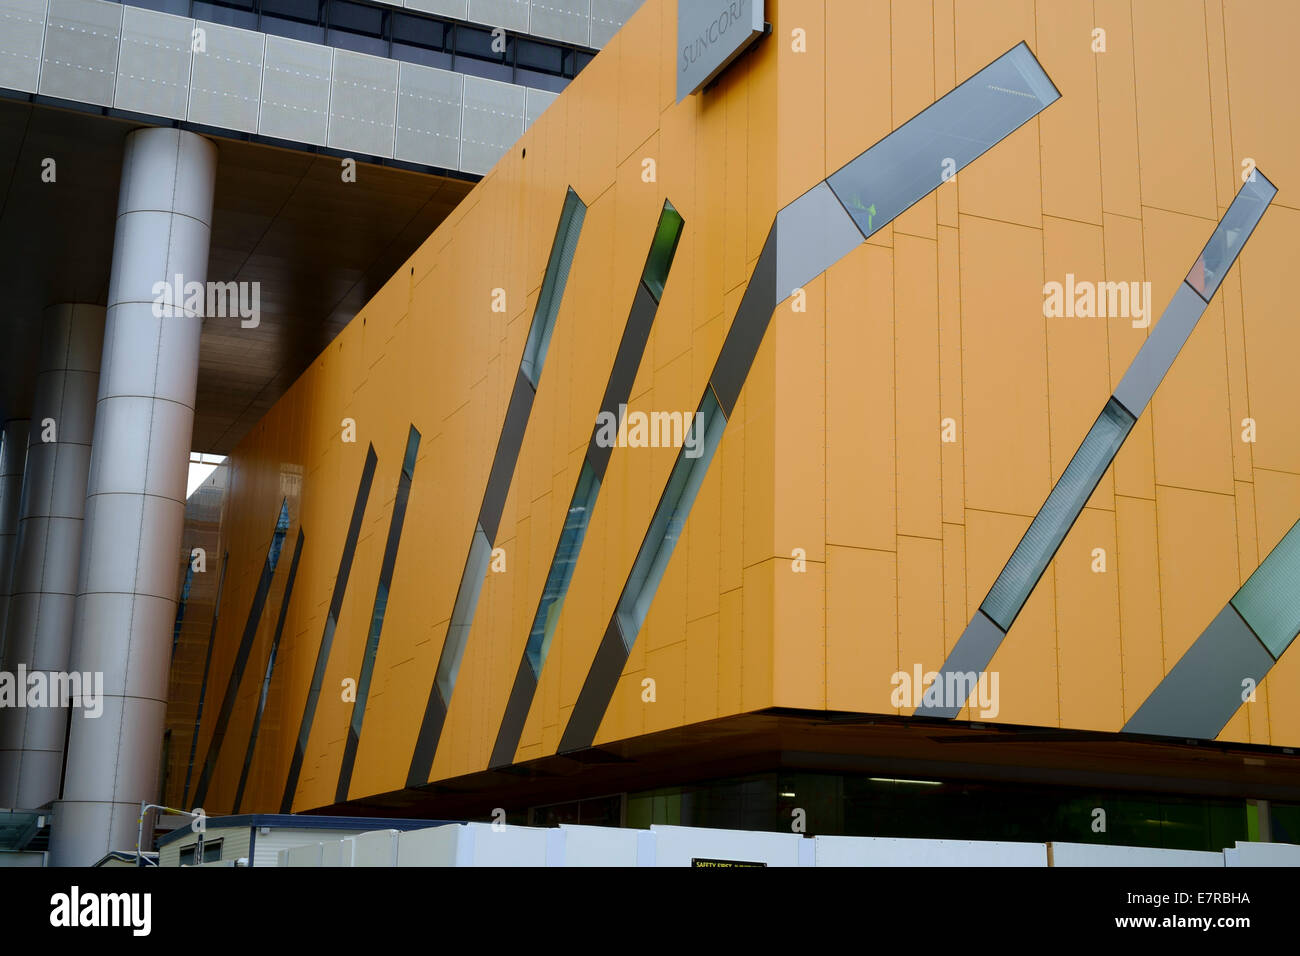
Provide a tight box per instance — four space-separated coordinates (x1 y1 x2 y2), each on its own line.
525 462 600 676
616 389 727 643
1232 517 1300 659
1186 170 1277 301
981 399 1135 630
827 42 1059 237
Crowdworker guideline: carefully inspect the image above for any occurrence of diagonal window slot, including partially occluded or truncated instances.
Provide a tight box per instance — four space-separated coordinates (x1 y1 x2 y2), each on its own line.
919 173 1276 719
335 425 421 803
193 499 291 807
280 444 378 813
408 187 589 786
559 42 1062 753
489 201 685 769
232 527 304 814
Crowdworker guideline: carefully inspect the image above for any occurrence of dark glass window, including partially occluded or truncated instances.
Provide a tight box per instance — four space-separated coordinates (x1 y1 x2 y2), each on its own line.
455 57 513 83
261 15 324 43
641 201 684 302
516 38 564 75
392 12 445 50
517 69 567 94
456 24 506 63
262 0 320 22
327 29 387 56
192 1 258 28
391 44 452 70
328 0 383 36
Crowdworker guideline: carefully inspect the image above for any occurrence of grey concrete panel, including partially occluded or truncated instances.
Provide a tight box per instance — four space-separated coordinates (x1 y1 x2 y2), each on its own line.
469 0 530 32
404 0 467 18
525 86 557 129
187 21 264 133
259 33 332 146
114 6 193 120
39 0 122 106
590 0 638 47
0 0 49 93
529 0 590 46
328 48 398 157
1124 605 1275 739
395 61 462 169
459 73 525 174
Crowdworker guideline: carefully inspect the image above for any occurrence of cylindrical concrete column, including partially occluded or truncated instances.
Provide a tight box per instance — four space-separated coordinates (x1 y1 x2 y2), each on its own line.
0 418 30 656
51 129 216 865
0 306 103 809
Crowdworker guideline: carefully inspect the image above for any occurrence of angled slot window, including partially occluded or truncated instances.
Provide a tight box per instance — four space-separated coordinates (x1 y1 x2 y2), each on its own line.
434 524 492 702
1231 517 1300 659
923 172 1277 717
641 202 685 302
409 186 589 786
233 527 304 814
981 399 1135 631
521 188 588 386
1187 172 1277 301
281 444 378 812
827 42 1058 237
336 425 421 802
490 200 686 769
615 389 727 643
193 499 291 806
560 41 1063 752
526 462 600 677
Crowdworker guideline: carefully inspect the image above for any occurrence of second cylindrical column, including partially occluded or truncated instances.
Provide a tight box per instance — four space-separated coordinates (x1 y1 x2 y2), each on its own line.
0 304 104 809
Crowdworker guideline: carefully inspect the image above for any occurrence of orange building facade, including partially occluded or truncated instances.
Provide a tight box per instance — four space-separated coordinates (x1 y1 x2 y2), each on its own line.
166 0 1300 847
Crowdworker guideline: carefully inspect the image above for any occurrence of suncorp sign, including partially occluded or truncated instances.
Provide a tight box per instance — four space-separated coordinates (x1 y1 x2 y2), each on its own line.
677 0 766 102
